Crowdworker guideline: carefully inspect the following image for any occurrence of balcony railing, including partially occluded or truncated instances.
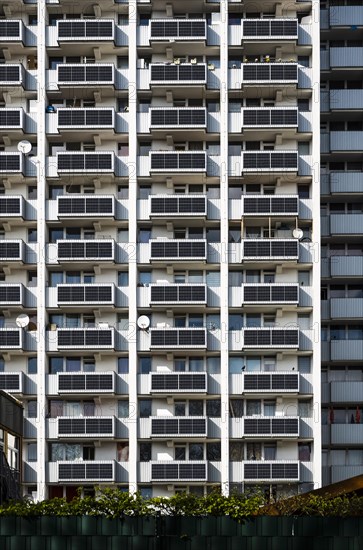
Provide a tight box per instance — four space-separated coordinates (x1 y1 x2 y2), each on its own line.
0 328 22 349
150 20 206 40
242 107 298 128
150 239 207 261
0 153 23 174
244 372 299 393
57 64 115 86
57 372 115 394
57 152 114 173
150 107 207 129
0 108 23 129
0 283 23 306
57 461 115 482
242 328 299 348
241 19 298 39
150 195 207 217
57 284 114 306
0 372 23 393
243 460 299 482
150 284 207 305
243 416 299 437
242 151 298 172
242 283 299 304
150 63 207 84
56 328 115 349
57 195 115 218
150 327 207 349
56 416 115 438
0 20 23 42
242 63 298 83
57 108 115 129
150 151 207 172
241 239 299 260
242 195 298 215
57 20 114 41
151 416 207 437
150 372 207 393
151 461 207 481
56 240 115 262
0 64 24 86
0 240 24 262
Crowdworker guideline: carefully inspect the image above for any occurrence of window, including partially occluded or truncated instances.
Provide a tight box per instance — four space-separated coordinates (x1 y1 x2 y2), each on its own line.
175 446 186 461
207 442 221 461
230 442 244 462
27 357 37 375
264 444 277 460
118 357 129 374
28 271 37 287
118 272 129 286
28 401 37 418
66 357 81 372
230 399 244 418
118 401 129 418
139 443 151 462
207 357 220 374
28 229 37 243
139 357 151 374
246 400 261 415
27 443 37 462
206 399 221 417
50 272 63 287
189 400 203 416
189 443 203 460
139 400 152 418
49 357 63 374
139 271 152 287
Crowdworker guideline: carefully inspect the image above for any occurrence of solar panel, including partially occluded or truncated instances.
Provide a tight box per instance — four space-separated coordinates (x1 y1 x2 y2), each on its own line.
58 65 113 83
0 241 21 259
0 154 21 172
58 418 113 435
0 66 21 82
0 22 21 38
151 64 206 82
151 373 206 391
0 286 21 302
0 110 21 126
0 197 21 214
151 417 206 436
58 373 114 392
0 330 20 347
57 329 113 347
0 374 20 390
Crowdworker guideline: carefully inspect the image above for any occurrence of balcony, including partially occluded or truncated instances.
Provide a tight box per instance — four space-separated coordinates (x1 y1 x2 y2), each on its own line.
241 239 299 260
0 372 23 393
326 90 363 112
0 153 23 174
0 64 24 87
0 196 24 219
0 328 22 349
243 461 299 482
151 461 207 482
243 195 299 216
330 340 363 362
50 461 115 483
56 284 115 307
149 195 206 218
242 63 298 84
0 240 24 262
57 20 114 42
328 7 363 27
56 64 115 87
329 381 363 404
151 416 207 437
328 48 363 69
241 107 298 129
243 372 299 393
243 416 299 437
150 63 207 85
55 328 115 350
323 172 363 195
56 372 115 394
322 214 363 236
150 151 206 173
56 240 115 262
149 327 207 349
57 195 115 218
241 151 298 172
329 256 363 278
241 19 298 39
150 239 207 262
0 283 23 307
150 284 207 306
331 424 363 446
150 107 207 129
56 152 115 174
53 416 115 439
150 20 206 41
150 372 207 393
0 20 23 42
56 108 115 131
0 109 24 130
242 328 299 349
328 298 363 320
242 283 299 305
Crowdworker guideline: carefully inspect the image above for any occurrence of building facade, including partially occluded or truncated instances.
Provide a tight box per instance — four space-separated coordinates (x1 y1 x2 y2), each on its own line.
0 0 321 501
321 1 363 486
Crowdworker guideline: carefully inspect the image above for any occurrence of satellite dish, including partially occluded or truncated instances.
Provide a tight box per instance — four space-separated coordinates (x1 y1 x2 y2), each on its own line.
293 228 304 240
17 140 32 154
16 313 30 328
137 315 150 330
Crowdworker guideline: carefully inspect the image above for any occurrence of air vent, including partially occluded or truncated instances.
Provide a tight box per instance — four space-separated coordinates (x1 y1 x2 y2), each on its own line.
58 461 114 481
150 152 206 172
242 284 299 304
150 240 206 260
0 21 22 40
57 284 114 305
0 284 22 304
0 109 22 128
151 461 207 481
58 417 114 437
243 64 298 82
57 328 114 349
150 328 207 349
57 196 114 217
57 240 114 261
242 239 298 260
151 417 207 436
150 108 206 128
0 153 22 173
243 152 298 171
244 373 299 392
0 65 22 84
57 108 114 128
0 373 21 392
57 64 114 84
244 417 299 436
0 197 23 217
243 19 298 38
150 20 206 40
243 109 298 127
150 63 207 83
243 195 298 215
151 373 207 392
57 20 114 41
0 329 21 348
57 152 114 172
150 195 206 216
150 284 206 304
243 328 299 348
57 373 115 393
244 461 299 481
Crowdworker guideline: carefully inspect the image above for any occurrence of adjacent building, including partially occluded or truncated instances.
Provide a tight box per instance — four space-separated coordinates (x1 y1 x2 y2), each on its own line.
0 0 320 500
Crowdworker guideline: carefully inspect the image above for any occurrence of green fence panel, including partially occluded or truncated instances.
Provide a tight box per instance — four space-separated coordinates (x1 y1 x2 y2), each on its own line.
9 536 28 550
218 517 238 536
39 517 61 536
60 517 79 536
199 518 218 536
80 516 98 536
120 518 138 536
0 518 17 536
110 535 130 550
49 535 68 550
70 536 90 550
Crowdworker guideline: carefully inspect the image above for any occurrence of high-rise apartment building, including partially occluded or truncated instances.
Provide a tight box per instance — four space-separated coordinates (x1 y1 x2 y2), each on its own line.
0 0 321 501
321 2 363 486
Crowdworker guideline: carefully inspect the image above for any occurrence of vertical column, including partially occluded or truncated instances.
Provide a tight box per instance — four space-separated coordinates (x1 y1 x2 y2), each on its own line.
311 0 322 489
128 0 138 493
219 0 230 496
36 0 47 501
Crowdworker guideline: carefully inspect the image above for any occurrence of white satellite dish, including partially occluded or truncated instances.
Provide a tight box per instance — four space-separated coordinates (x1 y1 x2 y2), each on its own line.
16 313 30 328
293 228 304 240
17 140 32 154
137 315 150 330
